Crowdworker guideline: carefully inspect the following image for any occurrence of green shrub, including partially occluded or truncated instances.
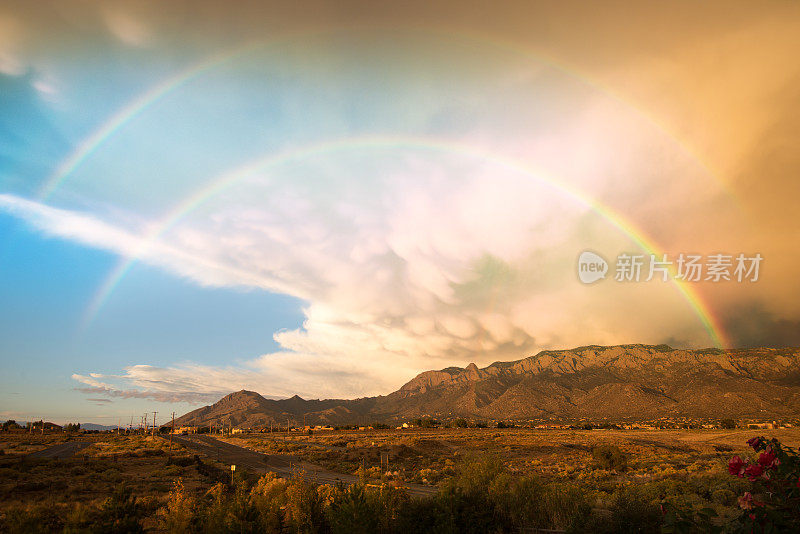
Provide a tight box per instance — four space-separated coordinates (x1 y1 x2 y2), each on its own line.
158 479 196 533
328 484 379 534
1 504 64 533
94 485 143 533
592 445 628 471
571 489 661 534
285 477 327 533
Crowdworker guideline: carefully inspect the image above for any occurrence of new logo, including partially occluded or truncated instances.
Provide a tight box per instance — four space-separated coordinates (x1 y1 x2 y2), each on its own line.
577 251 608 284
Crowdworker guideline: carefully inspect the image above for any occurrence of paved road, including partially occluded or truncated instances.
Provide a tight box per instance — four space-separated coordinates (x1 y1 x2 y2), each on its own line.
28 441 91 459
172 434 436 497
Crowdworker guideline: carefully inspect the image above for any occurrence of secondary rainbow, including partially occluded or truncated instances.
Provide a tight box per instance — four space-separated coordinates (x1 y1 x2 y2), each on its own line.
40 25 739 207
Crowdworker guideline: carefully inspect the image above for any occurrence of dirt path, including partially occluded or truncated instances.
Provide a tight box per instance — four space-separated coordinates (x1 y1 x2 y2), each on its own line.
28 441 91 459
172 434 436 497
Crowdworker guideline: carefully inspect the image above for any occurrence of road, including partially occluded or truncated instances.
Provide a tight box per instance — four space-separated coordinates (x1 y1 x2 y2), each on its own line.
28 441 91 459
172 434 436 497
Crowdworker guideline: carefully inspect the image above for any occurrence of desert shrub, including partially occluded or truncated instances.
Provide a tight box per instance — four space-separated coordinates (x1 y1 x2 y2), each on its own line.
162 464 182 477
93 485 143 533
592 445 628 471
166 456 196 467
541 483 592 530
328 484 379 534
251 471 289 504
63 503 94 532
158 478 197 533
226 479 264 533
285 476 328 533
435 454 590 532
198 483 230 532
711 488 736 506
1 504 64 533
373 485 411 532
572 489 661 534
719 419 736 429
249 474 285 532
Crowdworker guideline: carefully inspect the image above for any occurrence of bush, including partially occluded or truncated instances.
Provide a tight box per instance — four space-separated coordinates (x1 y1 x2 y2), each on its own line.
328 484 379 534
1 504 64 533
719 419 736 429
158 479 196 533
94 486 143 533
285 477 327 533
727 436 800 532
572 490 661 534
592 445 628 471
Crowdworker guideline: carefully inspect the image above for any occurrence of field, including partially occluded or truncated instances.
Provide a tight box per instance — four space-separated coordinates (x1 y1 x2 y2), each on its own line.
224 427 800 486
0 431 243 531
1 427 798 532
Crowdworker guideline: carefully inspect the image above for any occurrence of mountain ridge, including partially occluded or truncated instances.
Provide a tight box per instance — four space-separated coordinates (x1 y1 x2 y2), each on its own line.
172 344 800 427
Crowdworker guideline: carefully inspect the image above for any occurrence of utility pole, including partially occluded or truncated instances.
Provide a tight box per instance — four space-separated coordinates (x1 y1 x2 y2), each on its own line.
170 412 175 449
152 412 157 436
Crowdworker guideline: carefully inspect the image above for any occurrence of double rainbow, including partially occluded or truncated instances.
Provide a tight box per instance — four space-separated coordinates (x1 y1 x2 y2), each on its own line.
32 25 731 347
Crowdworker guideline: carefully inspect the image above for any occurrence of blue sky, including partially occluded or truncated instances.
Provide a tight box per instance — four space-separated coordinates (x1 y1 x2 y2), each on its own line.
1 1 798 425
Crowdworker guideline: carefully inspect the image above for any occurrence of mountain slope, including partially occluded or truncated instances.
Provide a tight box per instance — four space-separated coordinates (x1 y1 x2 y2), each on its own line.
173 344 800 427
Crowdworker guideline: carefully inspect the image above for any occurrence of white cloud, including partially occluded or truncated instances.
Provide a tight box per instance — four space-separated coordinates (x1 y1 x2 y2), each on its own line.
102 7 153 47
3 108 725 400
0 49 743 403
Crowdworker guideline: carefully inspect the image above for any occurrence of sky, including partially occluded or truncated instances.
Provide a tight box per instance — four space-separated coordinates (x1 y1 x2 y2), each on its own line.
1 0 799 425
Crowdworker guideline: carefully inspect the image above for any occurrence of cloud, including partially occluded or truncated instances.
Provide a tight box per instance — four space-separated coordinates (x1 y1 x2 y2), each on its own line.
8 115 736 404
0 64 756 402
1 2 797 404
102 7 153 47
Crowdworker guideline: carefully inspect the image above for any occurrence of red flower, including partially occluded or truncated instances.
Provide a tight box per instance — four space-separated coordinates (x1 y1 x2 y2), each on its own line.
758 450 777 469
729 456 746 477
745 463 763 481
747 437 761 449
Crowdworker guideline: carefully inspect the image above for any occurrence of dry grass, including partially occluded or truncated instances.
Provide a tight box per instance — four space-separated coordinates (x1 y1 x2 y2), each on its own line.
2 427 797 530
0 431 221 531
221 427 800 486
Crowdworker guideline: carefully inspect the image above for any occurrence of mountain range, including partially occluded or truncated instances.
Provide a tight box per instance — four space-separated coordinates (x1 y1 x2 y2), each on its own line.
172 344 800 427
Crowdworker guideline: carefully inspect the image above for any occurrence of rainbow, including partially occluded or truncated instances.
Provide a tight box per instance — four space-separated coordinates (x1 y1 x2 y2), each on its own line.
36 45 256 200
81 135 730 349
39 25 739 206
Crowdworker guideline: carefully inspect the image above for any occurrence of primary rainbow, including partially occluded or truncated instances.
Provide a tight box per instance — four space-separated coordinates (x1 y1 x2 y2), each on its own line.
81 135 730 349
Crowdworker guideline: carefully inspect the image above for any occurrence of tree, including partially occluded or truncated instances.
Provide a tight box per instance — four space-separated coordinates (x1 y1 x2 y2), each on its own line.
720 418 736 429
2 420 21 431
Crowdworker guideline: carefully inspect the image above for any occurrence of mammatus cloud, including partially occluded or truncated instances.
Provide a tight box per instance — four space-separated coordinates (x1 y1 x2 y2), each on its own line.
2 122 741 404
